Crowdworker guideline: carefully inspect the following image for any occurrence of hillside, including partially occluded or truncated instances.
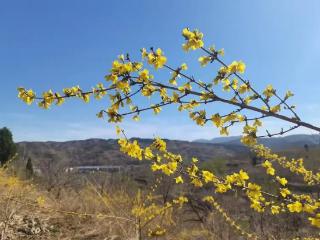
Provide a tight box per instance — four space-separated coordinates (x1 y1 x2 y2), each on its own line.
194 134 320 150
17 138 250 168
17 134 320 169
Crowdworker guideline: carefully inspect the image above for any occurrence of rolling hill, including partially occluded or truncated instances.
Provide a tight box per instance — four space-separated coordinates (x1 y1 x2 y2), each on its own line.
194 134 320 150
17 138 250 168
16 134 320 171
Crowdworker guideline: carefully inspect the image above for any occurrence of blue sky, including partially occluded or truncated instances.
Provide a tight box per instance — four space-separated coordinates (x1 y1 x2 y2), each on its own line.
1 0 320 142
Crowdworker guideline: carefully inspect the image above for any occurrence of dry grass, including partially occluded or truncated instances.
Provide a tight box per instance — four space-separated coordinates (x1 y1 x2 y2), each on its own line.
0 165 319 240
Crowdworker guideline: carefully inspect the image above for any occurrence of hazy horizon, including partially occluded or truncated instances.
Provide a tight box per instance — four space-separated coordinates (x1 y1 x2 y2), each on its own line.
14 132 320 143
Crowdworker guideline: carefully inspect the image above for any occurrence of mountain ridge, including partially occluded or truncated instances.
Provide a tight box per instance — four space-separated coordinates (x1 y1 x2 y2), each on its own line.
15 134 319 171
194 134 320 150
16 138 250 169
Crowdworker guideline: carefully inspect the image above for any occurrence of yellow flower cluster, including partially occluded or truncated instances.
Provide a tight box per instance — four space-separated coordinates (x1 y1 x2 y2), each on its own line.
17 87 36 105
18 83 112 109
93 83 108 100
308 213 320 228
118 137 182 177
218 61 246 77
118 136 320 229
172 196 188 208
187 110 248 137
203 196 257 239
262 84 274 98
118 139 143 160
0 165 50 215
105 58 141 93
132 190 190 237
260 159 289 188
141 48 167 69
246 182 266 213
189 110 206 126
182 28 204 51
238 83 250 94
253 145 320 228
138 69 153 84
151 137 167 152
261 160 275 176
132 190 173 237
241 124 258 146
148 226 166 237
212 170 249 193
198 55 211 67
253 144 320 185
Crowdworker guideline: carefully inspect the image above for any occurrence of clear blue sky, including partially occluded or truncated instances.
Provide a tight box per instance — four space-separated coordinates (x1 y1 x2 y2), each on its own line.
1 0 320 142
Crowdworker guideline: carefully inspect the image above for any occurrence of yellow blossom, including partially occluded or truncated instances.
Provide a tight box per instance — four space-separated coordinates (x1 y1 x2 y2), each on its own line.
182 28 204 51
152 138 167 152
308 214 320 228
211 114 223 128
146 48 167 69
138 69 153 83
276 176 288 186
17 88 36 105
180 63 188 70
280 188 291 198
287 201 303 213
175 176 184 184
198 56 211 67
202 170 217 183
263 84 274 98
271 205 280 215
238 84 250 94
115 126 121 135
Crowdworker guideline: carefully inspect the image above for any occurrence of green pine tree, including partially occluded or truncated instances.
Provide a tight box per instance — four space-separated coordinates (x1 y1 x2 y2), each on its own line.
0 127 17 166
26 157 34 178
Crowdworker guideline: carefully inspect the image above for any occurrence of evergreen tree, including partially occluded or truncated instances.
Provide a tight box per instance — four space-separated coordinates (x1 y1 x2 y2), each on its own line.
26 157 34 178
0 127 17 166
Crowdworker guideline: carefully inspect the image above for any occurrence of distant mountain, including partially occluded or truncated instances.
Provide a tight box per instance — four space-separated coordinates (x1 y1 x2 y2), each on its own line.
195 136 241 144
194 134 320 151
17 138 250 169
16 134 319 172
